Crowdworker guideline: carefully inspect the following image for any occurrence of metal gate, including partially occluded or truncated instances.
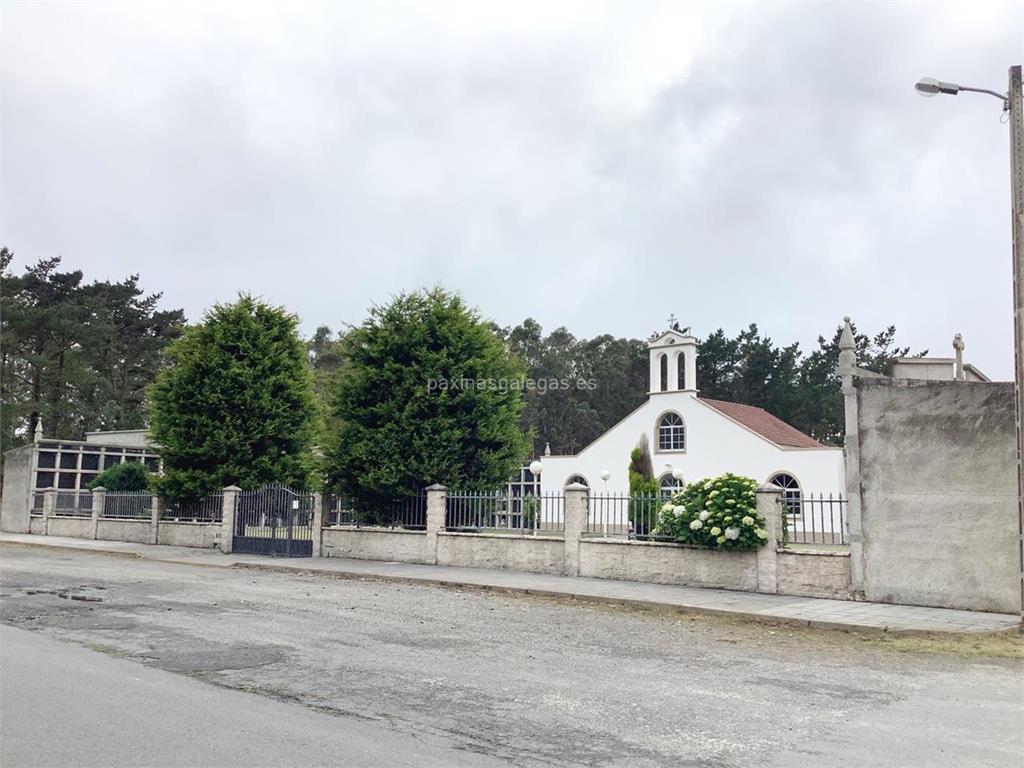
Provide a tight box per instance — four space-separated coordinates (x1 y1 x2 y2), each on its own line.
233 483 314 557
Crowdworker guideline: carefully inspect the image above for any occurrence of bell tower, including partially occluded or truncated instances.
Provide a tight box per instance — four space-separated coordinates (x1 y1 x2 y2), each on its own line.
648 320 698 395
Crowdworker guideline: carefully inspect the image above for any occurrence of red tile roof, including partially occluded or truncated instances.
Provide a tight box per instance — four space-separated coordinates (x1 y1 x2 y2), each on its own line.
698 397 825 448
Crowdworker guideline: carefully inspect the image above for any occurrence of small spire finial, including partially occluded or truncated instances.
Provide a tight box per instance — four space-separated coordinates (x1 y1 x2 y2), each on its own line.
837 317 857 376
33 417 43 443
543 441 551 456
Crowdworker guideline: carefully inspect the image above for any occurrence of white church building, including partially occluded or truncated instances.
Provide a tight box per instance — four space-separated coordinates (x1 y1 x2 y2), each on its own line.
537 325 845 505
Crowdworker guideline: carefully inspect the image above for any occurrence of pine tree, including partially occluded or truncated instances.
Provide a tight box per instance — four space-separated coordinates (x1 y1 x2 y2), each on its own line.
147 295 317 501
326 288 528 503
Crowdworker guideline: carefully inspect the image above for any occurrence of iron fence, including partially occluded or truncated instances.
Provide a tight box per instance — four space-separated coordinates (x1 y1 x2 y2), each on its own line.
162 494 224 523
445 490 564 534
327 492 427 530
54 490 93 517
783 494 848 546
101 491 154 520
586 493 672 541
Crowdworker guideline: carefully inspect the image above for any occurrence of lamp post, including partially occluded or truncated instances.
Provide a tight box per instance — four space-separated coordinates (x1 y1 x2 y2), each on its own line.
600 469 611 536
916 66 1024 625
529 460 543 533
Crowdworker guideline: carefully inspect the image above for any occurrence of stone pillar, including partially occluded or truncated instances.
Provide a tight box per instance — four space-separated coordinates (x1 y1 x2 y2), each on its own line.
563 484 588 577
311 492 324 558
220 486 241 554
838 316 865 595
150 495 163 545
425 484 447 566
755 484 782 594
90 487 106 540
42 488 56 536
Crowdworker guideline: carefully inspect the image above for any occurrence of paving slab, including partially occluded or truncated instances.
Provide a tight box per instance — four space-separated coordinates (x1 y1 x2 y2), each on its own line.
1 532 1019 634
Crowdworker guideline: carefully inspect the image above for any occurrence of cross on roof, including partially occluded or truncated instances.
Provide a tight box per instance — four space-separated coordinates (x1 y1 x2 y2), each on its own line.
667 313 678 328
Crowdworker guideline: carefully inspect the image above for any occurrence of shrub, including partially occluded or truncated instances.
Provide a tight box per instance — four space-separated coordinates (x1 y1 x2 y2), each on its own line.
88 461 150 492
627 436 658 534
653 473 767 550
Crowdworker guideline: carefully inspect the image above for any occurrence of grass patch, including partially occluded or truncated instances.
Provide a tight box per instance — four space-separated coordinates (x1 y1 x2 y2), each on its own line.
863 630 1024 660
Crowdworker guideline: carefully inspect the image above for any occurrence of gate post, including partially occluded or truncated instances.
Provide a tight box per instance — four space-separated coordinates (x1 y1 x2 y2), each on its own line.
311 492 324 557
90 487 105 540
756 484 782 594
563 484 589 576
425 484 447 565
42 488 58 536
150 495 161 545
220 486 241 554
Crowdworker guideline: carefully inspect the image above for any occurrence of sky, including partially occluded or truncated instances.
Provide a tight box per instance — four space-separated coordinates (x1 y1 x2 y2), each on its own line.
2 1 1021 379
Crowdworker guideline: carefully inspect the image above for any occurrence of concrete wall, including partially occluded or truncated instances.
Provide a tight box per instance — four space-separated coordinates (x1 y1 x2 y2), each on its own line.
84 429 151 447
322 528 430 564
579 539 759 590
96 519 152 544
1 445 33 533
855 378 1017 614
777 550 851 600
46 516 93 539
157 522 219 549
436 532 565 575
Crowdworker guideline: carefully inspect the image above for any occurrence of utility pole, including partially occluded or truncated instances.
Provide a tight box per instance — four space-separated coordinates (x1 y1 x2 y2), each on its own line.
1008 64 1024 628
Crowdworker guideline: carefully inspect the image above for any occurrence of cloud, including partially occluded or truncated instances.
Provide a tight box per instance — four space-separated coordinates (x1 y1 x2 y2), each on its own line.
1 1 1020 377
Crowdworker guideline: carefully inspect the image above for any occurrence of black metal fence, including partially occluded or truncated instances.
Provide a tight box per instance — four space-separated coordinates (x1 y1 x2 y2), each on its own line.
586 493 671 541
326 492 428 530
162 494 224 523
102 491 154 520
783 494 848 545
445 490 564 534
54 491 93 517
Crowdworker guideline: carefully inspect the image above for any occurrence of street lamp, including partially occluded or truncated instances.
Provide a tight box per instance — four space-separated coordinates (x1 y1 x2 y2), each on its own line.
916 66 1023 626
528 460 543 533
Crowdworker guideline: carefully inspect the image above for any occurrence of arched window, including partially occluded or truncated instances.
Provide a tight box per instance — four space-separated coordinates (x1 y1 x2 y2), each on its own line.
659 353 668 392
657 412 685 451
769 473 802 515
564 474 589 489
677 352 686 390
659 473 684 501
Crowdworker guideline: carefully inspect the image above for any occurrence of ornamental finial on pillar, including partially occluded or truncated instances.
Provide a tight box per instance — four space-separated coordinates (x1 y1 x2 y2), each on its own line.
837 316 856 376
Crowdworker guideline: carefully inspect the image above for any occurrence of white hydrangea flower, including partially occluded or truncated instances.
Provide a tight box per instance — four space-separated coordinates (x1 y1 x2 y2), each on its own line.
699 510 710 522
725 527 740 540
710 526 722 536
689 519 703 531
673 505 685 515
755 528 767 539
741 516 754 526
661 503 674 513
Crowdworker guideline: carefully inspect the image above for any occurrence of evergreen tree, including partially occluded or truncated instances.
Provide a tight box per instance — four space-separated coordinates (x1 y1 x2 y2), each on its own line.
326 288 528 502
148 295 317 501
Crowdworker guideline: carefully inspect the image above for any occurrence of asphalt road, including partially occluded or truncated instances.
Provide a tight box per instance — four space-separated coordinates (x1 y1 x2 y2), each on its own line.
0 624 505 768
1 545 1022 767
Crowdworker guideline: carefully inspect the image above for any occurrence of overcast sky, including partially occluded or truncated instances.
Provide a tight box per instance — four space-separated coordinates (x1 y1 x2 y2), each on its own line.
2 1 1021 379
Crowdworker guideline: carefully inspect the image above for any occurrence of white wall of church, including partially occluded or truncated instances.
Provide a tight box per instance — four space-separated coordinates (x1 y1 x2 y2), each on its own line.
538 390 844 498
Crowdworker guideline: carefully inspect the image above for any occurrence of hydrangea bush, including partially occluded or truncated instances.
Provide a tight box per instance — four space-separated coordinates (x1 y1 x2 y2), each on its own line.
653 473 768 550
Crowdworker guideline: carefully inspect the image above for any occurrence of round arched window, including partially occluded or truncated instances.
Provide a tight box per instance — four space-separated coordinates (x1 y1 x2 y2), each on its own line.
659 473 684 501
769 473 802 515
564 474 589 489
657 412 685 451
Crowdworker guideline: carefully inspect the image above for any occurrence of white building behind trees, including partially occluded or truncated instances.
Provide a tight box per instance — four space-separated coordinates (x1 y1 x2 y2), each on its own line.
537 324 846 509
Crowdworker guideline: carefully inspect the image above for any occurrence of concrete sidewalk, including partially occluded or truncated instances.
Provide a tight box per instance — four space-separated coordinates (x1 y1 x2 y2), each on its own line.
1 532 1019 634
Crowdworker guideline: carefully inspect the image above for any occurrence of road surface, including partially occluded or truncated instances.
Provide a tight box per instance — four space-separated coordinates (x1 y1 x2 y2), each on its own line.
1 545 1021 767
